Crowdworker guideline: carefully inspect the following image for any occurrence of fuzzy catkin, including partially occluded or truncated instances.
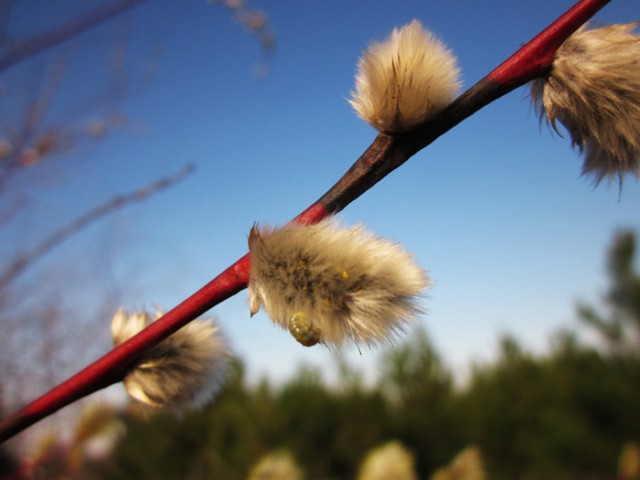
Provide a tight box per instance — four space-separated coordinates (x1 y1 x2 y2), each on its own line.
349 19 461 134
111 308 228 411
247 219 429 348
531 23 640 184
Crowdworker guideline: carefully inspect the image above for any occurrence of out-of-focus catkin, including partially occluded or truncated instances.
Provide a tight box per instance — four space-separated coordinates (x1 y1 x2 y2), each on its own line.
111 308 228 411
358 441 418 480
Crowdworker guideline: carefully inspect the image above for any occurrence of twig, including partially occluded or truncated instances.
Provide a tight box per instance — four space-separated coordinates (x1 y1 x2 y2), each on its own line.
0 0 149 73
0 0 612 444
0 164 195 291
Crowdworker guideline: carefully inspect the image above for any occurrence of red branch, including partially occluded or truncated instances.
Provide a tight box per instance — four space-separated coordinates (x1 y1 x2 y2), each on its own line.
488 0 610 87
0 0 612 444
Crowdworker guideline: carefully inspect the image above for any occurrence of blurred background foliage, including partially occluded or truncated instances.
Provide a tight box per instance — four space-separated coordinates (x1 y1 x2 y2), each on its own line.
3 229 639 479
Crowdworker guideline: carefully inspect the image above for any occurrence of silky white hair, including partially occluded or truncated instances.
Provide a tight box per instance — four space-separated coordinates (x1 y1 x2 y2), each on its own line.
111 308 228 411
247 219 430 348
531 23 640 184
349 19 461 134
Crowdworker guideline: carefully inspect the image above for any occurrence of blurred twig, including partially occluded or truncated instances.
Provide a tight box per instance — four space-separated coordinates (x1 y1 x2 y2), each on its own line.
0 0 149 73
207 0 275 76
0 163 195 291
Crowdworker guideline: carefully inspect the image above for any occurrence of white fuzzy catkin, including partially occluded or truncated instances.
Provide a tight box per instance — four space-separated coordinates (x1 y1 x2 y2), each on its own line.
349 19 461 134
247 219 429 348
531 23 640 184
111 308 228 411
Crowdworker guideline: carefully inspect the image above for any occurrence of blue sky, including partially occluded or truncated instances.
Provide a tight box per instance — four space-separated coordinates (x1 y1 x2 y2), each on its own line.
4 0 640 387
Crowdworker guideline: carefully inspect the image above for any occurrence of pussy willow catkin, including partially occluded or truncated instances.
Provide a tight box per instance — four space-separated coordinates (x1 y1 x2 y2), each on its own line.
248 219 430 347
112 308 228 410
531 23 640 183
349 19 461 133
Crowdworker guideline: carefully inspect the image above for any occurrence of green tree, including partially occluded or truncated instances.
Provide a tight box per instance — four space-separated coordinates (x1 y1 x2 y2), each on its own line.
579 229 640 353
378 329 459 475
458 228 640 479
96 360 266 480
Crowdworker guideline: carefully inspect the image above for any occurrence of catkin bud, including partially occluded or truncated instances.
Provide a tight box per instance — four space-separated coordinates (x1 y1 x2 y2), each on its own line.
531 23 640 184
111 308 228 411
349 19 461 134
247 219 430 348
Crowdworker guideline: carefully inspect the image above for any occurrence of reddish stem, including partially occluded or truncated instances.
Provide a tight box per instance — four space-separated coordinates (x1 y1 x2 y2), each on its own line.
488 0 611 87
403 0 612 157
0 203 329 444
0 0 613 444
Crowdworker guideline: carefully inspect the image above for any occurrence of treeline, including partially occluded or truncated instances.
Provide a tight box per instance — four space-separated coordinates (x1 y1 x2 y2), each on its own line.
90 331 639 480
4 230 640 480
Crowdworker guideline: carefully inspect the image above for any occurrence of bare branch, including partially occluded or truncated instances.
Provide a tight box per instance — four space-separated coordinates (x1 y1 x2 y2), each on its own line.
0 0 149 74
0 163 195 291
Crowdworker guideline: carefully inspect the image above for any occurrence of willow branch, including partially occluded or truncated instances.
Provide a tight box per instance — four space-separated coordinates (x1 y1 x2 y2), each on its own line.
0 0 612 444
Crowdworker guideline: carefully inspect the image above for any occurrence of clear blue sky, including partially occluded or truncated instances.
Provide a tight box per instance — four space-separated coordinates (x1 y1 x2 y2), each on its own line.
5 0 640 387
